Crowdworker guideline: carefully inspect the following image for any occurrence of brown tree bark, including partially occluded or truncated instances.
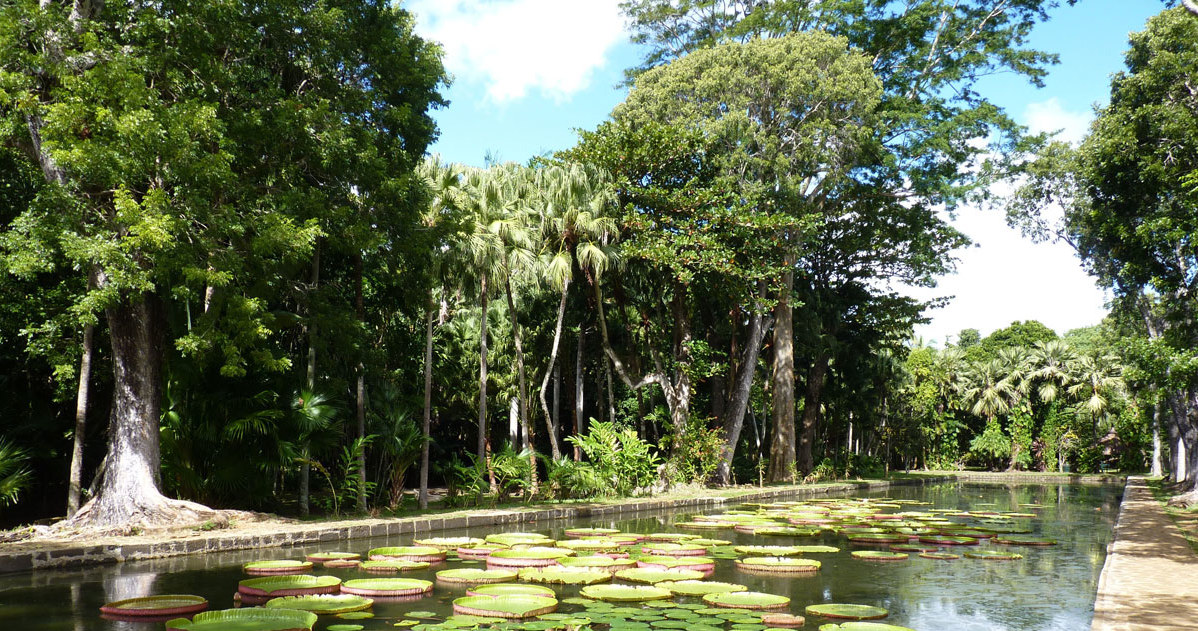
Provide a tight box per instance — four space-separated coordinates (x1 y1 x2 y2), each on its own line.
354 253 367 513
419 296 435 509
66 316 94 517
477 274 498 494
714 286 772 485
503 276 537 495
767 271 796 482
537 281 568 459
796 354 830 475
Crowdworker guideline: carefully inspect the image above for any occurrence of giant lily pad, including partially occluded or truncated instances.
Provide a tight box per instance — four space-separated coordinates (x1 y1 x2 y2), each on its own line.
636 556 716 572
760 614 806 628
264 595 373 614
486 533 552 546
615 568 705 584
100 595 208 617
791 546 840 554
305 552 361 566
358 560 429 573
239 576 342 597
644 533 700 543
466 584 556 598
846 534 909 545
368 546 446 562
165 608 318 631
657 581 747 596
565 528 621 538
642 543 708 556
918 552 959 560
757 527 820 537
244 560 313 575
436 568 518 584
414 536 485 550
558 556 636 572
917 536 978 546
702 592 790 610
457 544 508 560
817 623 915 631
851 551 907 562
964 550 1023 560
734 557 820 574
487 548 572 568
557 539 627 552
804 605 888 621
994 535 1056 546
733 545 802 557
519 566 612 585
674 522 734 531
452 596 558 619
581 585 673 602
340 578 432 597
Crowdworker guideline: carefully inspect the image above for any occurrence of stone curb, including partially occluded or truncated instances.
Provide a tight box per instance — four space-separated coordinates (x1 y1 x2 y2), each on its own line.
926 471 1125 485
0 477 944 574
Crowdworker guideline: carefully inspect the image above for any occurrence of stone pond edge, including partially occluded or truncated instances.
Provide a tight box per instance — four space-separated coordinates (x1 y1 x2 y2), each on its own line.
0 471 1125 575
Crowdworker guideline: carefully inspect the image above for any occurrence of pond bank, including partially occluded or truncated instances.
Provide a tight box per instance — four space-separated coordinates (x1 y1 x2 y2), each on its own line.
0 476 938 575
1091 476 1198 630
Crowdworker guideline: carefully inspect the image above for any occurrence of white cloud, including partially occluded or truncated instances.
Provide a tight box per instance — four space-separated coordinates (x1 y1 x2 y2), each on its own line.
909 98 1107 346
406 0 627 104
1024 97 1092 145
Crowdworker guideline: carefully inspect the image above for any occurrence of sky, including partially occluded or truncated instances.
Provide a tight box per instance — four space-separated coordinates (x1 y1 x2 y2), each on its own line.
405 0 1168 346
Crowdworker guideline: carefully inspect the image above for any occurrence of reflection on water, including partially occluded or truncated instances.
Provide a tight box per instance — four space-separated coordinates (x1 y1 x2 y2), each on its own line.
0 482 1121 631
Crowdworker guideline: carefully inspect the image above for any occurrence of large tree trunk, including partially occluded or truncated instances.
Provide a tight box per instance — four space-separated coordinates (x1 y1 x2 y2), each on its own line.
796 353 830 476
715 291 771 485
419 296 435 509
574 325 585 461
504 276 537 495
68 294 212 528
767 271 796 482
668 287 693 443
538 281 568 460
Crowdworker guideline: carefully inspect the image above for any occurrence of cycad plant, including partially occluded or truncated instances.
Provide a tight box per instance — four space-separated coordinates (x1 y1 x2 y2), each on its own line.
0 439 30 508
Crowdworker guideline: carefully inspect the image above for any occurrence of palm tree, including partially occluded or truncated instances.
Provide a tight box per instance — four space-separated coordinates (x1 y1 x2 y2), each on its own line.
0 439 30 508
1068 352 1126 438
1030 340 1077 403
293 388 338 514
963 358 1020 469
996 346 1033 469
533 163 616 459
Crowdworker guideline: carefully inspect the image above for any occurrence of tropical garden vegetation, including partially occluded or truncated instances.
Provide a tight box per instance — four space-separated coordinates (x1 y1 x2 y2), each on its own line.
0 1 1195 530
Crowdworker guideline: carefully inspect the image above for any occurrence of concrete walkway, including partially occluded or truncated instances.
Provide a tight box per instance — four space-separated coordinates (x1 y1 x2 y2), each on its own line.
1092 476 1198 630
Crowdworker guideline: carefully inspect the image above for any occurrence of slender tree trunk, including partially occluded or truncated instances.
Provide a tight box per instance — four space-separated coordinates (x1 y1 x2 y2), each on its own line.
796 353 830 476
477 275 498 494
66 315 95 517
574 325 585 461
419 296 435 509
538 281 567 460
355 254 367 513
300 242 320 516
667 286 693 443
504 276 537 494
553 363 561 449
715 286 771 485
767 271 796 482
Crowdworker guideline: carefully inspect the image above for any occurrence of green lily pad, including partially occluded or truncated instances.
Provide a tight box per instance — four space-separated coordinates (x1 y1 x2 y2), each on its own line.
565 527 621 538
490 548 572 560
558 556 636 571
702 592 790 610
436 568 518 584
846 534 909 545
264 595 373 614
760 613 806 628
165 608 318 630
368 546 446 561
580 585 673 602
917 535 978 546
658 580 747 596
888 544 939 553
340 578 433 597
918 552 959 560
486 533 553 546
675 522 735 530
965 550 1023 560
557 539 627 552
792 545 840 553
994 535 1057 546
636 556 715 571
452 596 559 619
734 557 820 573
689 538 733 546
407 611 440 619
327 626 363 631
244 560 314 574
642 542 710 556
414 536 485 550
644 533 700 542
615 568 705 584
336 612 374 620
804 604 888 620
733 545 802 556
359 560 431 573
757 527 820 537
851 550 908 562
305 552 360 563
469 584 557 598
100 594 208 617
818 624 914 631
238 575 342 597
519 566 612 585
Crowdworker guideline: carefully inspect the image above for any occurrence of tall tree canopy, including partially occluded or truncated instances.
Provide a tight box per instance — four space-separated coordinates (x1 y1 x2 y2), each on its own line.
0 0 446 527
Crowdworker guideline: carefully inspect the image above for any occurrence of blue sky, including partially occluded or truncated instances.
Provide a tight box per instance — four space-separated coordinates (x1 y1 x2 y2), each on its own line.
406 0 1167 345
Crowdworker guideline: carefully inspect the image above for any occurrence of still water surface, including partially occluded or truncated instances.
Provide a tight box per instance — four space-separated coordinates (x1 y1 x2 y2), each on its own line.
0 481 1121 631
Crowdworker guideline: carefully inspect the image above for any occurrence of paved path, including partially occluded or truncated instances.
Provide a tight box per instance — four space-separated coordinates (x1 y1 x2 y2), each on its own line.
1092 476 1198 630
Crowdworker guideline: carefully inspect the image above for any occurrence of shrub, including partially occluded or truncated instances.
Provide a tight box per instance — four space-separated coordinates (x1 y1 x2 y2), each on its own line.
566 420 662 496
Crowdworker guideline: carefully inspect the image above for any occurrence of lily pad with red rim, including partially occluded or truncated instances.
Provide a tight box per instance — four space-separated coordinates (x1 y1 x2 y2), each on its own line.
414 536 485 550
358 560 429 573
615 568 705 584
701 592 790 610
466 584 556 598
339 578 432 597
452 595 558 619
656 581 747 596
244 560 314 575
263 594 373 614
994 535 1056 546
581 584 673 602
804 604 888 620
761 614 805 628
519 566 612 585
367 546 446 563
100 595 208 617
435 568 518 584
734 557 820 574
918 552 959 560
816 623 915 631
851 551 907 562
239 575 342 598
917 535 978 546
165 608 318 631
965 550 1023 560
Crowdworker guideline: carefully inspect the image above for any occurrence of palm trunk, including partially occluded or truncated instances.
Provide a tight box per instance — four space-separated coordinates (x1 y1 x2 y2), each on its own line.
354 254 367 513
419 295 435 509
715 286 771 485
538 281 568 460
504 276 537 494
300 243 320 516
478 274 498 494
767 270 796 482
574 325 585 461
66 317 94 517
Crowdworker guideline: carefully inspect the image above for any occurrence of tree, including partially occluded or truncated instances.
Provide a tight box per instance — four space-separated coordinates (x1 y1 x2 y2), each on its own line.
0 1 446 527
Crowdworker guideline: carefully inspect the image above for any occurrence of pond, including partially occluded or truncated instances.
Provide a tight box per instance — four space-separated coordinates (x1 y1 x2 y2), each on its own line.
0 481 1122 631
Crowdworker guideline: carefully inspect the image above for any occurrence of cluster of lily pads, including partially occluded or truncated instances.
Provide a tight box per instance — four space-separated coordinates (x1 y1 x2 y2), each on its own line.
99 496 1057 631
